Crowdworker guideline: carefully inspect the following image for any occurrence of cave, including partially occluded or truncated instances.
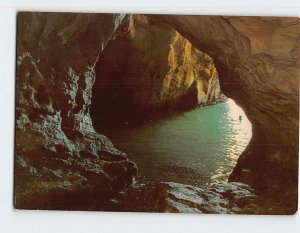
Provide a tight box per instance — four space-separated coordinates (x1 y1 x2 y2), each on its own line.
90 15 226 132
89 15 254 212
15 12 299 214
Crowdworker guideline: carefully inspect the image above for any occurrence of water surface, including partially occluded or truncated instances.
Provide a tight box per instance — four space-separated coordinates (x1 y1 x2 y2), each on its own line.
105 99 252 188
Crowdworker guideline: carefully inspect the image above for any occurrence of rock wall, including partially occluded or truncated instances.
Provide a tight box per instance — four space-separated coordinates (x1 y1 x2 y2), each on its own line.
91 15 224 129
15 13 299 213
155 182 257 214
15 12 137 210
156 15 299 212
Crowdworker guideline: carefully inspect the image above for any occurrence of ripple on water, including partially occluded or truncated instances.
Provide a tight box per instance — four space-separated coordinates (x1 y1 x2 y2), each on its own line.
108 98 252 186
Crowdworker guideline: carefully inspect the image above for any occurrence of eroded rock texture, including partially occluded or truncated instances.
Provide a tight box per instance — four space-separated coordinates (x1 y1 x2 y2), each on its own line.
91 15 224 128
155 182 257 214
15 13 299 213
156 15 299 213
15 12 137 210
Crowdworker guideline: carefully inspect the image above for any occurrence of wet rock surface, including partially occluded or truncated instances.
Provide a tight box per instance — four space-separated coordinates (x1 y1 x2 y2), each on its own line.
155 182 258 214
15 13 299 213
155 15 299 213
154 181 297 215
15 12 137 210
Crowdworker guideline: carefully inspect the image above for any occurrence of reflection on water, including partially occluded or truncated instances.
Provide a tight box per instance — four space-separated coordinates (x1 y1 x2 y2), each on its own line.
211 99 252 182
106 99 252 186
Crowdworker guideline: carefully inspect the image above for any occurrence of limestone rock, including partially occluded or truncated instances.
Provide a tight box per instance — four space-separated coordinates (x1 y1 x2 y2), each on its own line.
91 15 224 128
15 12 137 210
155 182 257 214
15 13 299 213
155 15 299 211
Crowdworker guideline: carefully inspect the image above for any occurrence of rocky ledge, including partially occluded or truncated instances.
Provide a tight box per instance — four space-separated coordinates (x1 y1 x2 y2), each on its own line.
15 12 224 210
15 12 137 210
155 182 257 214
15 13 299 213
156 15 299 213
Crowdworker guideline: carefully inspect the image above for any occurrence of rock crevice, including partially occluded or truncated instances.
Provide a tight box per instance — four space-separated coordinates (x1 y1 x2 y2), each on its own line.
91 15 225 130
15 13 299 213
155 15 299 213
15 12 136 210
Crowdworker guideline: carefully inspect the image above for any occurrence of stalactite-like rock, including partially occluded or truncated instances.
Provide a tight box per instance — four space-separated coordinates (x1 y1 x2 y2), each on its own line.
15 12 137 209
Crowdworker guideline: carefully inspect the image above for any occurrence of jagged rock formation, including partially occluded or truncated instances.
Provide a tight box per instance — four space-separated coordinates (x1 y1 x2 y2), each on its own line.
91 15 224 128
155 182 257 214
155 15 299 213
15 13 299 213
15 12 137 209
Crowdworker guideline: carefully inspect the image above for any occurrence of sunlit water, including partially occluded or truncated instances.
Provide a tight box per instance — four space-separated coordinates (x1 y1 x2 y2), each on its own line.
106 99 252 187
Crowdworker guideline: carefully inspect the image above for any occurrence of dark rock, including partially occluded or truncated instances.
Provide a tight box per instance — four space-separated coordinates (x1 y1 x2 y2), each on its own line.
15 13 299 213
91 15 224 130
15 12 137 210
155 15 299 212
155 182 257 214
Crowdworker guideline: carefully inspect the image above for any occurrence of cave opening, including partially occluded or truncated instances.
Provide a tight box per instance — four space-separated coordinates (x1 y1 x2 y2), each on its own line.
89 15 253 210
15 12 298 214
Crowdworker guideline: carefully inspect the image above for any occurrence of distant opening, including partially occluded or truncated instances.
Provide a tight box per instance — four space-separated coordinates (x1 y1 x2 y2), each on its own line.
89 15 253 209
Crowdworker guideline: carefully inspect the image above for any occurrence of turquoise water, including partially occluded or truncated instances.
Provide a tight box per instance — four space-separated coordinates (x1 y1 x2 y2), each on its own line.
107 99 252 187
